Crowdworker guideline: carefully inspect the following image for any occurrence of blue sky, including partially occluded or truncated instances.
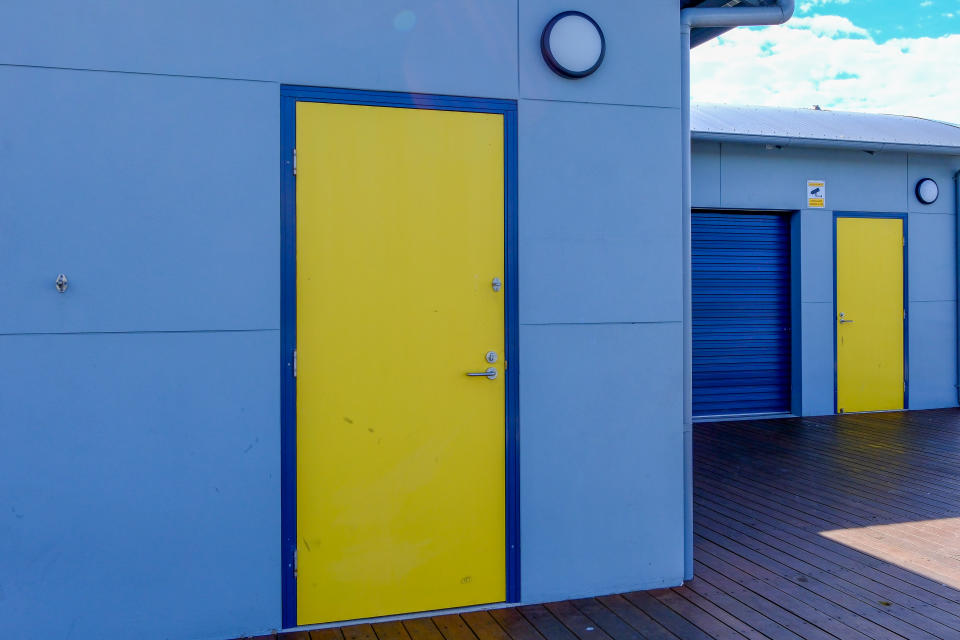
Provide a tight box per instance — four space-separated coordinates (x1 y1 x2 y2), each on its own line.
817 0 959 41
691 0 960 124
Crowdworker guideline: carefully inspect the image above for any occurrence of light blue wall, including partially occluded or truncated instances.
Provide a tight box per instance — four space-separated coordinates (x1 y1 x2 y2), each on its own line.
516 0 684 604
692 141 960 415
0 332 279 640
0 2 687 639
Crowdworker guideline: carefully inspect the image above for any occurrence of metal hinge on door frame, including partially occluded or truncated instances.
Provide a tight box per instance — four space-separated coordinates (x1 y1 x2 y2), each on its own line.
293 547 298 579
293 349 297 378
292 148 297 176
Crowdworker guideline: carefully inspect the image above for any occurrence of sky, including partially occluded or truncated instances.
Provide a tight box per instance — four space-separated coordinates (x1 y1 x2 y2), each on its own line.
690 0 960 125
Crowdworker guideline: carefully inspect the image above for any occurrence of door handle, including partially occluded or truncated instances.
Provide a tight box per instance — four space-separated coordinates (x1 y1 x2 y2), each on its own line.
839 312 854 324
466 367 498 380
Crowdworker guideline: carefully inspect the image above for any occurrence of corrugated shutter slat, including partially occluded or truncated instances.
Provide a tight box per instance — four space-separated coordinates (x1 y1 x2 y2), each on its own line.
692 212 791 417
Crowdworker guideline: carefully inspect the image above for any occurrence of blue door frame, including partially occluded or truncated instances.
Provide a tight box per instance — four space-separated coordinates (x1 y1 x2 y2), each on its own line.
831 212 909 414
279 86 520 629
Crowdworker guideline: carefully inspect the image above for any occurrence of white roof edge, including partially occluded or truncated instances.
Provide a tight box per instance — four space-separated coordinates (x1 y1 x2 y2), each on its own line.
692 131 960 155
691 103 960 155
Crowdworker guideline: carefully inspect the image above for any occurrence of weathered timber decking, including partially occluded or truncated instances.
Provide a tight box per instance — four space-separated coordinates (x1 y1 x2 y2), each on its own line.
256 409 960 640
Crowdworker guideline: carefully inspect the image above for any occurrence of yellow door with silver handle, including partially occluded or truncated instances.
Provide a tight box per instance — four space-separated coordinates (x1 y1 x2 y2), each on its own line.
295 101 506 624
835 216 904 413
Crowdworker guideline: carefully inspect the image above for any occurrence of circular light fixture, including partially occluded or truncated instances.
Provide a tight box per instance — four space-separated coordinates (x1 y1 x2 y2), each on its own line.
916 178 939 205
541 11 605 79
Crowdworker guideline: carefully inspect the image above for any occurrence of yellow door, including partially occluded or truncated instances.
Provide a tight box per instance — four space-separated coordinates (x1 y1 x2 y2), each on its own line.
295 101 506 625
836 217 904 413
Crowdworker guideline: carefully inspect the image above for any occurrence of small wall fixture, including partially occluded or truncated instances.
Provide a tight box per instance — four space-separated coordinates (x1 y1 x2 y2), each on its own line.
916 178 939 205
541 11 605 78
55 273 68 293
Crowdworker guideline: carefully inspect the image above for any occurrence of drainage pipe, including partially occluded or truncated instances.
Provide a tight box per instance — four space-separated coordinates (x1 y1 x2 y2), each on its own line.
956 170 959 406
680 0 794 582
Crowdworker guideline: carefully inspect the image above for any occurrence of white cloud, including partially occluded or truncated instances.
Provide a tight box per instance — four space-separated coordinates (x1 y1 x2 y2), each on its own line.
921 0 934 6
799 0 851 12
788 15 869 38
691 14 960 125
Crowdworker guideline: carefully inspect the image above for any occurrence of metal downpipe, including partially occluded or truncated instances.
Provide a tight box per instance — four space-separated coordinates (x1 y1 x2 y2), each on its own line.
679 0 795 582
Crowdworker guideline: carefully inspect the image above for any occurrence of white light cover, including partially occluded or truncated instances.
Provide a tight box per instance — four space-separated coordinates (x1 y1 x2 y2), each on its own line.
917 178 939 204
548 14 603 74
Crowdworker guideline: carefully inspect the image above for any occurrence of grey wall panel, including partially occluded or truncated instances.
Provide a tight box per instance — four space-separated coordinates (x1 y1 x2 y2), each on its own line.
519 99 682 324
908 213 956 302
519 0 679 107
799 302 835 415
798 210 834 304
0 66 278 334
719 144 907 213
519 322 684 603
908 301 958 409
908 154 960 215
0 1 519 98
691 141 722 208
0 330 280 640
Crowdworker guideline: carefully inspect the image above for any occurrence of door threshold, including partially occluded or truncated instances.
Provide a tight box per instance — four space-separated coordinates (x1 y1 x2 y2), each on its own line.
693 412 795 423
286 600 515 633
837 408 906 415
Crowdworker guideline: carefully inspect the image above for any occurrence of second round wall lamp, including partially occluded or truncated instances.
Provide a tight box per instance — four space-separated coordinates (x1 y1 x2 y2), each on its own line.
915 178 939 205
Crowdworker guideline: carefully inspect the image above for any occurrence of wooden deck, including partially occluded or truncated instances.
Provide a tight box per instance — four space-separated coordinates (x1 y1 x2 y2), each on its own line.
260 409 960 640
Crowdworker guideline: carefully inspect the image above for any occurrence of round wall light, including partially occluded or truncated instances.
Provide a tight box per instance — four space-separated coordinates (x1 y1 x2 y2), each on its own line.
541 11 605 78
916 178 939 205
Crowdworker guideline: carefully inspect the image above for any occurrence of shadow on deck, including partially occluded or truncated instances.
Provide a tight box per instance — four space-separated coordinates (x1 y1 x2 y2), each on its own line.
258 408 960 640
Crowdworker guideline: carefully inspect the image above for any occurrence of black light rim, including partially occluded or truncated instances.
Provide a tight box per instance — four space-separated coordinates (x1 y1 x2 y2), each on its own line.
915 178 939 205
540 11 606 79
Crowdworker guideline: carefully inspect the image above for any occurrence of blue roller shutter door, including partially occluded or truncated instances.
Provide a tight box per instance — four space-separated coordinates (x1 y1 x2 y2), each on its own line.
692 211 791 417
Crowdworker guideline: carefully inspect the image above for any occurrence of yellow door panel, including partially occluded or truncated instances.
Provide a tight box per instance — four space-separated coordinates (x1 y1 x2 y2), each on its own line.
295 101 505 624
836 217 904 413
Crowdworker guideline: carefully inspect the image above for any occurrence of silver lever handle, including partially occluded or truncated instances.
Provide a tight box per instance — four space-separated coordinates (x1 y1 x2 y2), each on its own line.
839 312 854 324
466 367 498 380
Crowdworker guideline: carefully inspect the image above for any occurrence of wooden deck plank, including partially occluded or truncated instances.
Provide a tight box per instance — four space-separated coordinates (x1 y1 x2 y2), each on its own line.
462 611 512 640
568 598 653 640
694 538 894 640
343 625 380 640
663 588 772 640
693 511 944 640
645 588 748 640
595 594 682 640
694 463 960 619
403 617 446 640
489 608 547 640
373 621 414 640
311 629 346 640
433 615 478 640
620 591 717 640
518 605 579 640
544 600 615 640
690 561 839 640
681 575 805 640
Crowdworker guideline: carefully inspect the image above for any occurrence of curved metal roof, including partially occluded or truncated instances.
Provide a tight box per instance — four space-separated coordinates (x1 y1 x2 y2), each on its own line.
691 103 960 154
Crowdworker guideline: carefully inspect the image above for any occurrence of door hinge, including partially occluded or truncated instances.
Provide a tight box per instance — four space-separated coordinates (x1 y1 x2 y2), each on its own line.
292 349 297 378
902 236 905 247
293 547 298 579
292 148 297 176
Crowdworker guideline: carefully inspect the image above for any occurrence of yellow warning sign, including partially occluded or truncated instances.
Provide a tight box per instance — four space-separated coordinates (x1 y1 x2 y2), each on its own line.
807 180 826 208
